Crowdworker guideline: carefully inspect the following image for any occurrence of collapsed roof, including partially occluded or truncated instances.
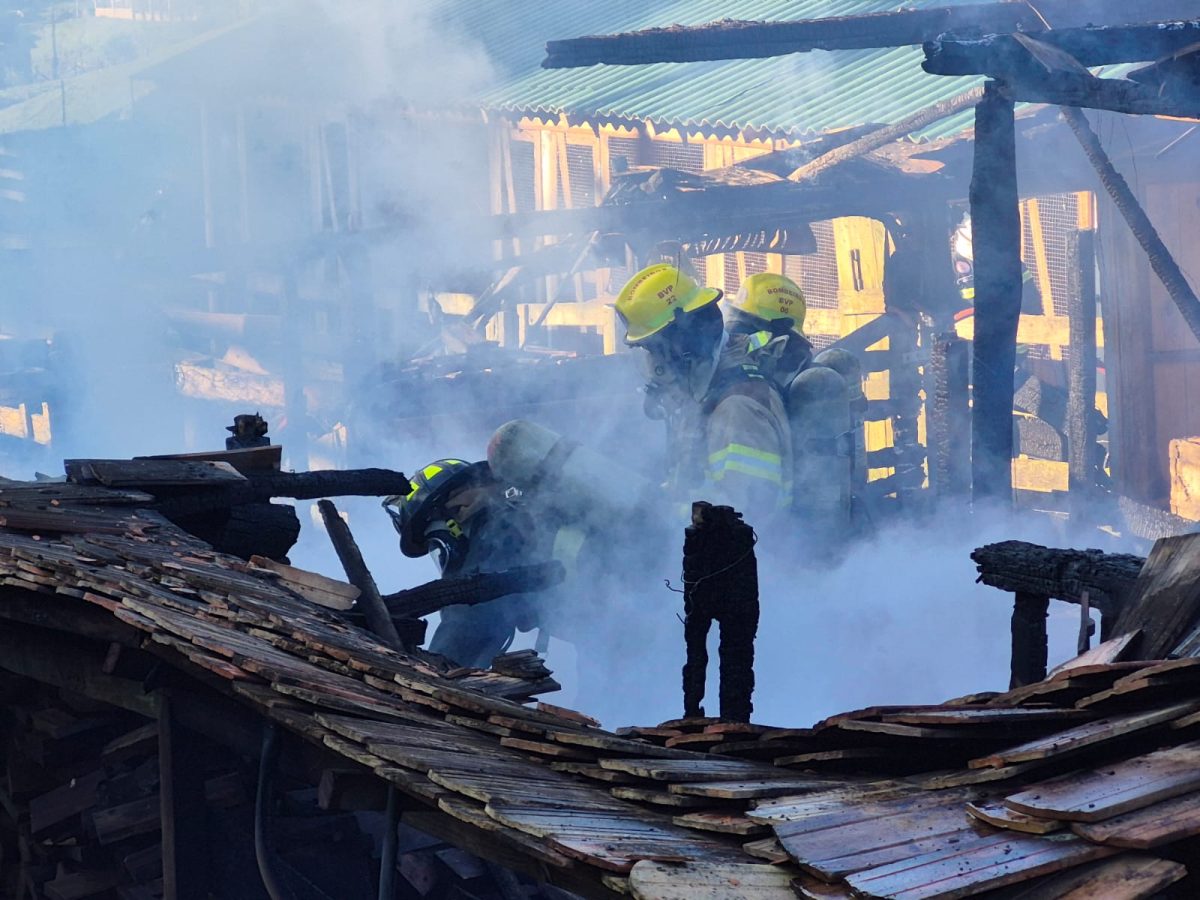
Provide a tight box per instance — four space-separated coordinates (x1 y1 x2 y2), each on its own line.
4 462 1200 897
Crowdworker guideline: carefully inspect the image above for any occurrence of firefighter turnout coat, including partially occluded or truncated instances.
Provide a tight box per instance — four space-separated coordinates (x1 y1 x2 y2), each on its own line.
667 336 793 530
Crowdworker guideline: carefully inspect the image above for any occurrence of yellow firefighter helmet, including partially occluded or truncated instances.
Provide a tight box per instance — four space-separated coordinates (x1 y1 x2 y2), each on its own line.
727 273 807 334
615 264 723 345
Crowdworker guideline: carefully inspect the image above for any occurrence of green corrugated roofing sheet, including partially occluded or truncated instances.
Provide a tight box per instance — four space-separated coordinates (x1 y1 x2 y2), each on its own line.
457 0 991 140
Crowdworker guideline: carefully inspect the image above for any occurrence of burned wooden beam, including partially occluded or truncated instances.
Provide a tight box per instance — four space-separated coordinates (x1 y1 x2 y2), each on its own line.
787 86 985 183
930 334 971 500
972 541 1144 620
153 467 412 518
969 82 1022 504
158 693 208 900
1066 229 1099 522
380 562 565 621
1062 106 1200 347
1005 69 1200 118
924 20 1200 76
928 32 1200 117
543 1 1200 67
317 499 404 651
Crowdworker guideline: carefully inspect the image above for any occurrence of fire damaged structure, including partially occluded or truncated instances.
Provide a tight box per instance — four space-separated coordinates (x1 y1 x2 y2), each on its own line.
9 3 1200 899
4 442 1200 896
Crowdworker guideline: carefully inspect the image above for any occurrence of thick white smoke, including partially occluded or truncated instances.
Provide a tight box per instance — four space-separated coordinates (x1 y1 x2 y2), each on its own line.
0 1 1151 733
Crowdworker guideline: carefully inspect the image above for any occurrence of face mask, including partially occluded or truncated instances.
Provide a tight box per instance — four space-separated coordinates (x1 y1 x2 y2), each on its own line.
424 517 470 575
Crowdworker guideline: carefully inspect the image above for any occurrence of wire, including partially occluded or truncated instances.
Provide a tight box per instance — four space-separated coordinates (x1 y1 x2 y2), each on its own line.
680 531 759 589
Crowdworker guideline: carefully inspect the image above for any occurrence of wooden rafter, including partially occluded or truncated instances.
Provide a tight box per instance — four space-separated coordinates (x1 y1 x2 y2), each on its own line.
924 20 1200 75
542 1 1200 68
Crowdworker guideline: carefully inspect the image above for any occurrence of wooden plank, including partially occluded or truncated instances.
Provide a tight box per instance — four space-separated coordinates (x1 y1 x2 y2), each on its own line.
1112 533 1200 659
30 769 104 834
1071 789 1200 848
428 770 630 813
845 832 1117 899
138 445 282 473
500 736 593 761
741 836 790 864
749 782 915 823
599 758 779 783
775 748 892 767
880 708 1094 726
611 787 713 809
965 800 1063 834
246 555 359 610
1003 741 1200 822
988 854 1186 899
484 803 747 873
537 701 601 729
628 860 796 899
67 458 247 487
671 811 767 836
916 760 1042 790
968 700 1200 768
90 795 160 845
773 791 986 881
550 762 639 784
668 779 835 800
1048 632 1139 677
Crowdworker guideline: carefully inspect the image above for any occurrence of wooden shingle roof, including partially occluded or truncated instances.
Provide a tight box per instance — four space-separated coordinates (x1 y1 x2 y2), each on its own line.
2 478 1200 898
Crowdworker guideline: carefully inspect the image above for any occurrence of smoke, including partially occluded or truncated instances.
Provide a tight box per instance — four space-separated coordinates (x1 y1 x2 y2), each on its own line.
548 499 1124 729
0 2 1169 735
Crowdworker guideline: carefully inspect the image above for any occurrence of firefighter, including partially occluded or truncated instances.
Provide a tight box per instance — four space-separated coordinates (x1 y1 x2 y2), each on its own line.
722 273 861 538
614 264 791 529
382 458 539 668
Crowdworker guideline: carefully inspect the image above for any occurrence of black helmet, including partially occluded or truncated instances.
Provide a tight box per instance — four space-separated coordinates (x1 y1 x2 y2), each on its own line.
383 459 489 559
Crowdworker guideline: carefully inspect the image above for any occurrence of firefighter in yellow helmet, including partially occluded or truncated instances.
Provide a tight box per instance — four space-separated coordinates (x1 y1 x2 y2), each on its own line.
615 264 792 528
723 273 862 538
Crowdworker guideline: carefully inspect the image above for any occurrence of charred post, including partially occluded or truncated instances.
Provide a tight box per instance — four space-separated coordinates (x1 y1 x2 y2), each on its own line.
930 333 971 499
969 82 1022 505
1010 592 1050 689
159 693 208 900
381 562 565 620
1062 105 1200 346
681 502 759 723
317 499 405 651
1066 228 1099 522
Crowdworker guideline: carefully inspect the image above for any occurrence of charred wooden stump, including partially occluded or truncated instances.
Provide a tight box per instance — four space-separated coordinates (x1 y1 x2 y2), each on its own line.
681 502 759 723
1010 592 1050 688
974 540 1146 679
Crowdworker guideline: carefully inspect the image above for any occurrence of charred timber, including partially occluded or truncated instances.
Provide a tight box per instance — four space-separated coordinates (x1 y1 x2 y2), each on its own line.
318 499 404 651
972 540 1144 617
492 175 952 243
1062 106 1200 347
543 2 1200 67
154 468 411 518
924 20 1200 76
1003 68 1200 119
969 83 1022 503
1010 593 1050 688
380 562 565 620
1066 230 1099 520
788 87 984 182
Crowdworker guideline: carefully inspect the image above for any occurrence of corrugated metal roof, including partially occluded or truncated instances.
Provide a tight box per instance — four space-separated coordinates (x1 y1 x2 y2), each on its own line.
451 0 991 140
